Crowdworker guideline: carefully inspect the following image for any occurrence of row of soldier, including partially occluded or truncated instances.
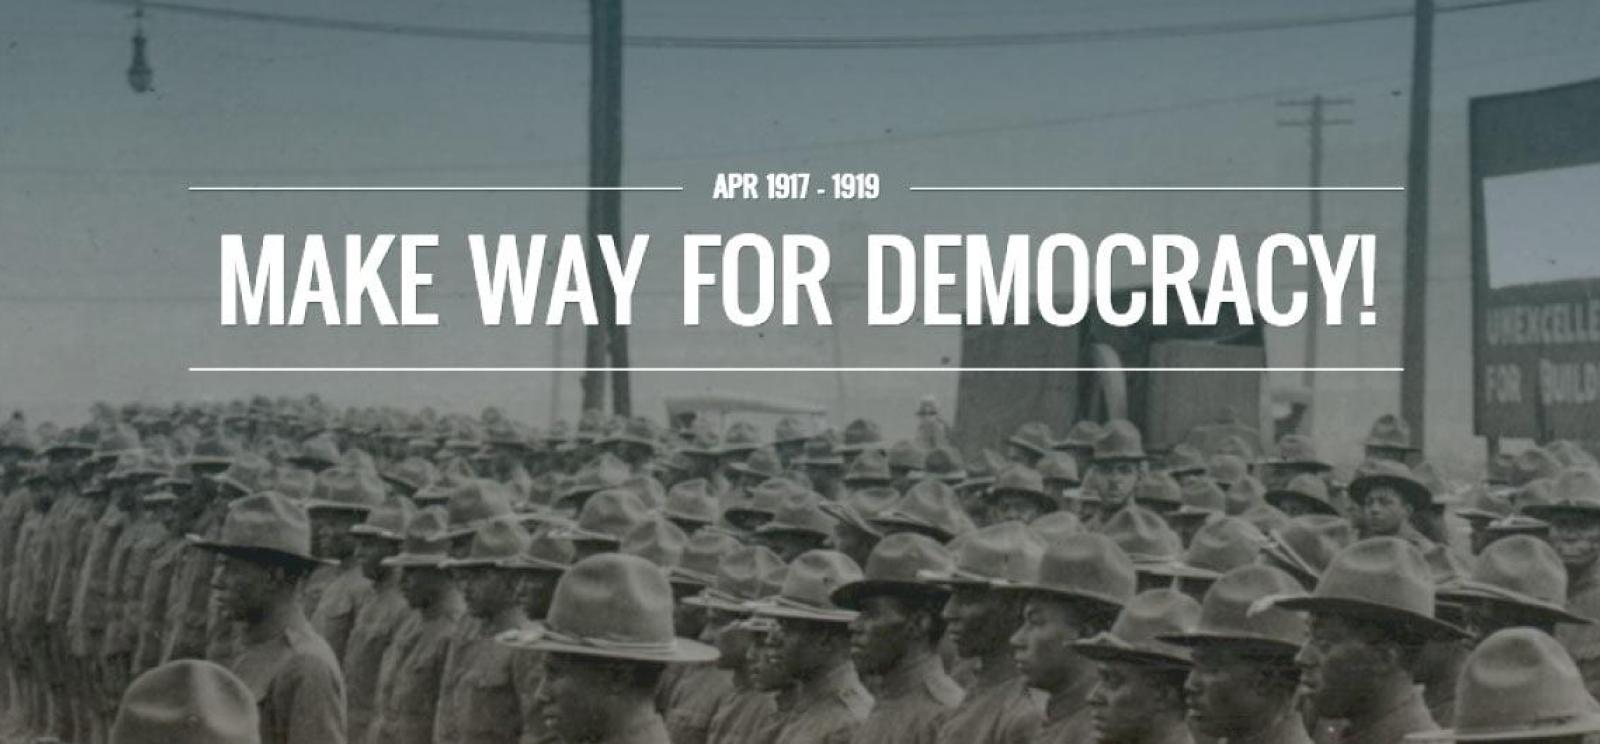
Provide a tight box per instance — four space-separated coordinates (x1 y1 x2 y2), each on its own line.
2 400 1600 744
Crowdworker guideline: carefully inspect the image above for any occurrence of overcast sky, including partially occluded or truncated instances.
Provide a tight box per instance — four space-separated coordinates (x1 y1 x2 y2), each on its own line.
1 0 1595 468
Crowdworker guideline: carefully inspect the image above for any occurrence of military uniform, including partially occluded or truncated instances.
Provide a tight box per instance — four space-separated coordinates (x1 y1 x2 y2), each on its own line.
311 562 375 662
769 661 873 744
101 514 169 707
1034 672 1095 744
341 578 409 744
372 604 463 744
660 663 736 744
226 607 348 744
851 653 963 744
1329 686 1434 744
66 499 129 727
931 661 1043 744
162 507 223 663
704 683 777 744
432 613 541 744
132 537 186 674
1557 558 1600 699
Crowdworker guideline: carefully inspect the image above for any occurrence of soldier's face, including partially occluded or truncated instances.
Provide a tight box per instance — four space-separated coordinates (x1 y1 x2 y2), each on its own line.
988 493 1046 525
354 536 397 582
313 512 363 560
1010 597 1095 691
850 595 919 675
400 566 451 609
516 571 562 620
1548 515 1600 570
214 556 278 622
1089 662 1181 744
750 636 789 691
770 618 839 680
943 586 1022 659
1100 462 1143 504
1184 646 1284 739
1361 489 1409 537
462 567 517 618
1295 616 1390 719
537 652 615 743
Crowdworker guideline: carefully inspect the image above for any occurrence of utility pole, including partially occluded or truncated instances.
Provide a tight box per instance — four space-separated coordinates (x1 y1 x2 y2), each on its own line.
581 0 630 415
1400 0 1433 448
1278 94 1353 415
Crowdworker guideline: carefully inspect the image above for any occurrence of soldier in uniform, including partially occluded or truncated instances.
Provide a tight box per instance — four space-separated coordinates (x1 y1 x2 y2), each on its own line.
1283 538 1468 744
160 440 235 664
432 517 542 744
189 491 347 744
687 545 787 744
370 507 464 744
341 495 415 744
1004 533 1137 744
748 550 874 744
109 660 260 744
1524 468 1600 699
101 485 177 735
1072 590 1200 744
1086 421 1150 527
653 530 740 744
1166 564 1311 744
1405 628 1600 743
505 552 722 744
306 466 385 660
917 522 1046 744
831 533 965 744
1346 462 1434 546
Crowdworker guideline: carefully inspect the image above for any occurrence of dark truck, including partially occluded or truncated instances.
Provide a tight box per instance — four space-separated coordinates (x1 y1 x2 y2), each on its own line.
952 286 1268 457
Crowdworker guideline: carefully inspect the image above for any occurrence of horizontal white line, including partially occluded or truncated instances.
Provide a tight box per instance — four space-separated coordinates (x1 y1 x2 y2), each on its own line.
189 366 1402 373
187 186 684 192
907 186 1403 192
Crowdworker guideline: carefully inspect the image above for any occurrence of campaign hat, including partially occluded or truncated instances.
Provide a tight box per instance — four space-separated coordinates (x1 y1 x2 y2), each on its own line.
668 529 742 587
110 660 259 744
1406 628 1600 742
1073 589 1201 668
381 506 452 568
1437 535 1591 627
1259 434 1333 474
832 533 955 610
1099 505 1184 566
550 488 651 547
187 491 331 571
916 521 1043 586
1143 517 1265 581
996 532 1137 614
1008 422 1054 457
1259 515 1356 589
498 553 719 663
621 516 689 570
498 525 576 573
442 516 532 569
1160 564 1308 655
748 550 864 623
1522 468 1600 522
1092 420 1148 463
1163 444 1208 478
842 450 894 487
1038 453 1081 488
985 465 1056 514
662 479 720 528
1273 537 1468 641
729 448 784 480
754 489 838 541
1265 474 1341 517
1347 460 1433 513
886 440 927 474
837 419 885 455
683 545 787 613
304 465 386 515
1167 477 1228 525
1364 414 1419 453
871 479 977 543
349 494 416 541
441 479 516 539
1053 421 1103 453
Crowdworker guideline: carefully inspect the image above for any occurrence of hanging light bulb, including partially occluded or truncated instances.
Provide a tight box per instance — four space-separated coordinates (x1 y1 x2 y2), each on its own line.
127 6 153 93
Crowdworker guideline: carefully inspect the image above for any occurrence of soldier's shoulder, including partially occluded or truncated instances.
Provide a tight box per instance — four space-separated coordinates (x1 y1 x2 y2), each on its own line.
920 669 965 708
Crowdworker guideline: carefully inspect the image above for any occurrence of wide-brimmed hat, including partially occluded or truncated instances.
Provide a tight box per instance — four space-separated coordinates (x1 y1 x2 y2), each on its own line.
1207 455 1249 489
1258 434 1333 474
305 465 386 515
917 521 1043 586
669 529 742 587
1092 420 1148 463
1513 448 1563 487
187 491 331 570
683 545 787 613
621 516 689 570
553 455 631 510
1522 468 1600 523
1132 473 1185 515
1265 473 1341 517
599 417 660 451
1074 589 1202 668
1364 414 1419 453
1163 444 1208 478
381 506 452 568
498 525 576 573
872 479 977 543
1161 565 1308 654
498 553 719 663
443 516 532 569
832 533 954 609
1168 477 1228 524
1260 515 1356 589
911 447 967 484
1143 517 1265 581
1453 484 1517 524
1008 422 1054 457
1483 515 1550 541
842 450 893 487
1037 453 1081 488
380 457 438 496
1030 510 1086 544
210 454 272 498
183 435 239 474
1272 537 1468 641
1054 421 1103 453
794 436 845 467
1438 535 1591 627
287 432 342 470
837 419 885 455
1099 505 1184 566
748 550 863 623
998 532 1137 615
754 489 838 541
772 416 812 446
985 465 1055 513
1406 628 1600 742
723 477 803 528
719 422 763 457
550 488 651 546
1548 441 1600 469
349 494 417 541
821 486 898 535
441 479 516 539
886 440 927 474
729 448 784 480
110 660 259 744
662 479 719 528
1347 460 1433 513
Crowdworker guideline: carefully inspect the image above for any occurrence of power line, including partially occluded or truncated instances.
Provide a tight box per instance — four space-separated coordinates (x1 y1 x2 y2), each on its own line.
88 0 1568 51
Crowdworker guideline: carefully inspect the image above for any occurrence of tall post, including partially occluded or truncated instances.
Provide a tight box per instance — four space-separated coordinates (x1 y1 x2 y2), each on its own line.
581 0 628 414
1278 95 1352 413
1400 0 1434 447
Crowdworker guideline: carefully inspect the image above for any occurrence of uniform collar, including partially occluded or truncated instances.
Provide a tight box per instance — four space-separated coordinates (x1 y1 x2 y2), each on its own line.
1044 667 1097 724
877 651 944 700
795 659 861 709
1224 707 1312 744
1341 685 1435 744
